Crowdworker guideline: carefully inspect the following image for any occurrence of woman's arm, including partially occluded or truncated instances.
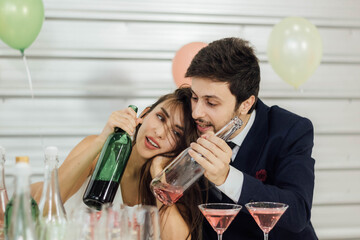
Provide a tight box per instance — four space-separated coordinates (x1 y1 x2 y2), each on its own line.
31 134 106 203
31 107 140 203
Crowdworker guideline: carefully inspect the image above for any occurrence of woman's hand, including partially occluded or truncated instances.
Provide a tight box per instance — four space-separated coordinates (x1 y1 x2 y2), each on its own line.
99 107 142 140
150 155 172 178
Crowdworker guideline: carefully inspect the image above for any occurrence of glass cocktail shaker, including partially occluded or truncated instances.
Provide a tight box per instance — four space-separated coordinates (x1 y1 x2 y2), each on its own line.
150 117 242 205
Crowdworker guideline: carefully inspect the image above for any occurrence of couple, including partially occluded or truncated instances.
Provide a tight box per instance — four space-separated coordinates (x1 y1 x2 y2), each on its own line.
32 37 318 240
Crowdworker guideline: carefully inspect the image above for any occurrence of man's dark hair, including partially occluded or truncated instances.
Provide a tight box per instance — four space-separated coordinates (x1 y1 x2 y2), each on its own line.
185 37 260 113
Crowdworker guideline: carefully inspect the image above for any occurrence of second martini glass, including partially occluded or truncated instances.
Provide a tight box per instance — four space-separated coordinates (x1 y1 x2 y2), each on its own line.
245 202 288 240
198 203 242 240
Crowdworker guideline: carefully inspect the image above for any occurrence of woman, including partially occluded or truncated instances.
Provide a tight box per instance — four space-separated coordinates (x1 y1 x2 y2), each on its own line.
31 88 203 240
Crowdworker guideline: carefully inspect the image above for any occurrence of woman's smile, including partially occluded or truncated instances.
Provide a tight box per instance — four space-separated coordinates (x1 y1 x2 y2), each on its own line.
145 136 160 149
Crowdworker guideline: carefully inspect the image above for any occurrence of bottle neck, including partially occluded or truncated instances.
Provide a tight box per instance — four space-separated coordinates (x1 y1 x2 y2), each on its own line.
8 163 36 240
39 155 66 220
114 127 126 133
215 116 243 141
14 163 31 195
41 155 61 199
0 160 6 189
114 105 137 133
44 155 58 172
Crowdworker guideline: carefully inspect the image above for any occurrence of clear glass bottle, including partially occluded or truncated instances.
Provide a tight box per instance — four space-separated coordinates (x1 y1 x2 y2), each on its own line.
0 147 9 240
83 105 138 210
150 117 243 205
38 146 67 240
4 156 39 240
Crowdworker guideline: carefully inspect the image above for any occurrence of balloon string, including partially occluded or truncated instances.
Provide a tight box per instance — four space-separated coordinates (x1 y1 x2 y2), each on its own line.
20 50 44 149
21 50 34 99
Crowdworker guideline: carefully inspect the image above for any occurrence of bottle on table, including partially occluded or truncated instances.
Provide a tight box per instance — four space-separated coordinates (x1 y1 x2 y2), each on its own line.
150 117 243 205
83 105 138 210
4 156 39 240
0 147 9 240
38 146 67 240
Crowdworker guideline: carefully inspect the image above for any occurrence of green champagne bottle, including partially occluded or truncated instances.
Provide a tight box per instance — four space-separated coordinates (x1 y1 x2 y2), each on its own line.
5 156 39 240
83 105 138 210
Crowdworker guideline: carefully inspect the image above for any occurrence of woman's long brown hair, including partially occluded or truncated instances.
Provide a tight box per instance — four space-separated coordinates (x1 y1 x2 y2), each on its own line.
133 87 204 240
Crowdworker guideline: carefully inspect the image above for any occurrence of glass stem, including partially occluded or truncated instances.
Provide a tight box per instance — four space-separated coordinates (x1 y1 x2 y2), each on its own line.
264 232 269 240
218 233 223 240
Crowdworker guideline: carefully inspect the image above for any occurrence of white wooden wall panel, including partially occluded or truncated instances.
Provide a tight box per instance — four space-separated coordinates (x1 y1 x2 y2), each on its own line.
1 98 360 135
0 0 359 239
0 59 359 99
2 21 360 60
313 135 360 170
313 205 360 239
314 170 360 205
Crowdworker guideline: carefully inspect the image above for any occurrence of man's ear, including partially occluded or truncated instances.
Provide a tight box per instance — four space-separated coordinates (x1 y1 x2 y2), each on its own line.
139 107 151 118
238 95 255 115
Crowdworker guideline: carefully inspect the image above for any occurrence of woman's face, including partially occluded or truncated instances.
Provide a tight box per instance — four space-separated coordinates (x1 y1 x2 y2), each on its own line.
135 100 185 160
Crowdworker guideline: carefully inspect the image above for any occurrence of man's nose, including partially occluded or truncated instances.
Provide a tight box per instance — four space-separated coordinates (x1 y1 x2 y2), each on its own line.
192 101 205 119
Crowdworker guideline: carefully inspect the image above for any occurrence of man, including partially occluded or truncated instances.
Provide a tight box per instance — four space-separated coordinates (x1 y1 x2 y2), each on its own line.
186 37 318 239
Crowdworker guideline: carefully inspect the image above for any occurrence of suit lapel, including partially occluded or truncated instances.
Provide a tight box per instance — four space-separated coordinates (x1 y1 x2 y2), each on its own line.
231 99 269 174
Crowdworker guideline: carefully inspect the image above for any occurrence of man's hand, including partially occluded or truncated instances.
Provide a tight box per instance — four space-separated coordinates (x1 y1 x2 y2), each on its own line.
188 131 233 186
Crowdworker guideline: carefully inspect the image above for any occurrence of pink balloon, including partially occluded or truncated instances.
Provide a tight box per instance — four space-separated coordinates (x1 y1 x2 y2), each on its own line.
172 42 207 87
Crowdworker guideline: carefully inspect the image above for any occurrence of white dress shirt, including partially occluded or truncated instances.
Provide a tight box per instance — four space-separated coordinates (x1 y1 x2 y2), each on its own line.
216 110 256 202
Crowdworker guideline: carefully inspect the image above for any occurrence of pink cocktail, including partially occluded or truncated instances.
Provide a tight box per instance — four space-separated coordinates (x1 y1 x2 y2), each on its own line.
245 202 288 240
198 203 242 240
152 182 184 206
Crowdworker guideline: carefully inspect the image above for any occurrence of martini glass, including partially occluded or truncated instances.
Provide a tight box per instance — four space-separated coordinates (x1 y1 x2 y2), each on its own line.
198 203 242 240
245 202 288 240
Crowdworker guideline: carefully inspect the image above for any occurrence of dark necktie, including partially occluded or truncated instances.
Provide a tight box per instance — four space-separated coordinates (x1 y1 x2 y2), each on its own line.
227 141 237 150
227 141 237 166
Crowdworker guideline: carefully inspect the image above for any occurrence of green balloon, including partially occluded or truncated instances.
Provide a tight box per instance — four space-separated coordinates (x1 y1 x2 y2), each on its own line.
267 17 323 88
0 0 44 52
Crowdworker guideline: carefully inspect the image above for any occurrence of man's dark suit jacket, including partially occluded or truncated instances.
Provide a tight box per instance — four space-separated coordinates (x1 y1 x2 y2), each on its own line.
203 99 318 240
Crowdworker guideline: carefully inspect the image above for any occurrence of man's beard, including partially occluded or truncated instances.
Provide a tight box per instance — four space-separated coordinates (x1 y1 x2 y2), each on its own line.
194 118 214 133
194 111 240 133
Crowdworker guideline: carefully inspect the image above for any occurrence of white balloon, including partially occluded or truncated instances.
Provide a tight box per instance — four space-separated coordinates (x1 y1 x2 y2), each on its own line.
267 17 323 88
